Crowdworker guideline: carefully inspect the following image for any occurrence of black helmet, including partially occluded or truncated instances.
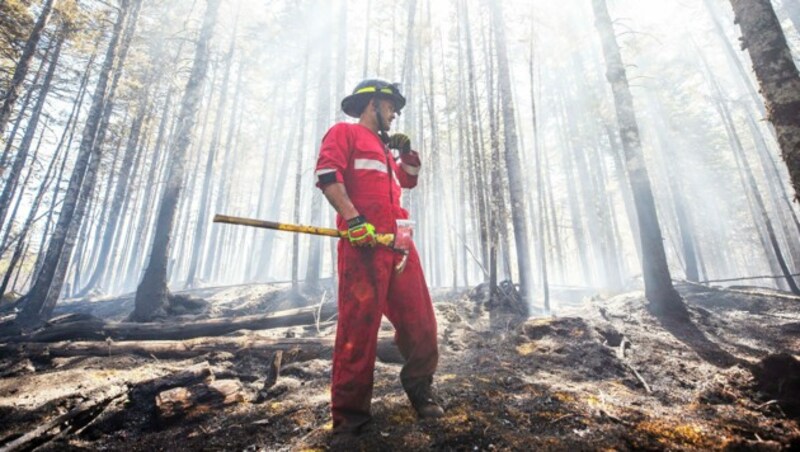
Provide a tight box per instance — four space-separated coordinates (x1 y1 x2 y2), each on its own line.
341 79 406 118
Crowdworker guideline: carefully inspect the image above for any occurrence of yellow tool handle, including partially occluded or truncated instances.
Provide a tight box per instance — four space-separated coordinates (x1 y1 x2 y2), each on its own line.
213 214 395 247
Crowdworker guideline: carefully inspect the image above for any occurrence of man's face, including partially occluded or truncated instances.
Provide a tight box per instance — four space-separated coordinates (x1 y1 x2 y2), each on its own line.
374 98 396 131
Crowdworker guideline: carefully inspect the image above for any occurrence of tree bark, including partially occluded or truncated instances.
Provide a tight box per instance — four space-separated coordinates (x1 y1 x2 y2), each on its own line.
592 0 683 313
132 0 221 321
728 0 800 201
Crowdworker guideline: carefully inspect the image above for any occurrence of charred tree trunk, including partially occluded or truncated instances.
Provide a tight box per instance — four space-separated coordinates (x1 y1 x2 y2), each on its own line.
592 0 683 313
132 0 220 321
0 0 55 139
728 0 800 202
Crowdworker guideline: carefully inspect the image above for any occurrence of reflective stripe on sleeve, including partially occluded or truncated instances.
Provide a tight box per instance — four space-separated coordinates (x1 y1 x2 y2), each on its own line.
316 168 337 177
401 163 420 176
354 158 387 172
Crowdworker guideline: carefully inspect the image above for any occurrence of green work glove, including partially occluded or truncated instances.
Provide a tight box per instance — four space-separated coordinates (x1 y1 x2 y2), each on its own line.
346 215 376 247
388 133 412 154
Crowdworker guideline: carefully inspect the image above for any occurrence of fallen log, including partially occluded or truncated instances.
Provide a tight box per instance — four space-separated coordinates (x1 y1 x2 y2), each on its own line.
0 336 333 361
0 304 338 343
0 335 403 364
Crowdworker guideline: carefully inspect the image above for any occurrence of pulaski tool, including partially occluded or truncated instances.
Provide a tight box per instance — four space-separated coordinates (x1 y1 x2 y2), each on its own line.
213 214 414 273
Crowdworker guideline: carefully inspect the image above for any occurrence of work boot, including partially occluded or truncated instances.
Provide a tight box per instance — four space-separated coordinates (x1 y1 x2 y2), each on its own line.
403 377 445 419
329 430 358 450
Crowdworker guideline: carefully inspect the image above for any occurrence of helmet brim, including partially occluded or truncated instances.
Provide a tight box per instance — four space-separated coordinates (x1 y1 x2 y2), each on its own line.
341 91 406 118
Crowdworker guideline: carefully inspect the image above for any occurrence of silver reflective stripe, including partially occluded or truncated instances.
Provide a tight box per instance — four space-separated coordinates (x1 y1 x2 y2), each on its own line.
315 168 337 176
354 158 387 172
401 163 420 176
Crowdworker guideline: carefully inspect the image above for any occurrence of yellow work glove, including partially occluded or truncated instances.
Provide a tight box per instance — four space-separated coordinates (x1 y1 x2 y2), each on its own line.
346 215 376 247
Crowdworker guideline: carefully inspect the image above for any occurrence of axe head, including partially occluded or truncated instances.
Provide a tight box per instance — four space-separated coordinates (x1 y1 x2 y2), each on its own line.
394 220 415 252
393 220 415 273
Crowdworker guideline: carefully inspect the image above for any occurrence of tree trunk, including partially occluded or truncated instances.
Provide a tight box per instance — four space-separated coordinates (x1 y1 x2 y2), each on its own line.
592 0 683 313
709 75 800 294
0 119 67 297
185 33 237 289
728 0 800 201
207 83 244 283
47 0 142 311
304 2 332 290
77 117 126 289
0 42 48 169
460 0 490 270
0 28 65 235
529 38 549 312
132 0 220 321
0 0 55 138
291 51 311 289
645 94 700 282
17 1 132 325
30 52 94 286
123 90 173 289
489 0 533 311
78 85 151 295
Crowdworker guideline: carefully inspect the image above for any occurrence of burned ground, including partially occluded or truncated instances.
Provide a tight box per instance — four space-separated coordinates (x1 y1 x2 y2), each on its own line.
0 282 798 451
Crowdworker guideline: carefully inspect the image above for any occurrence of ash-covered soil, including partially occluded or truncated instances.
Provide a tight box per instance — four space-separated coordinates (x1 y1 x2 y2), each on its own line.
0 282 799 451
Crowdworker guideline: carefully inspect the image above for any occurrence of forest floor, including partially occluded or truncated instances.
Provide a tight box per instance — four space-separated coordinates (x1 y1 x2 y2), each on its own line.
0 281 799 451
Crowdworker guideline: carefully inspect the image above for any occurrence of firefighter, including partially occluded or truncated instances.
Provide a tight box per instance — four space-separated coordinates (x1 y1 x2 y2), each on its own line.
315 79 443 437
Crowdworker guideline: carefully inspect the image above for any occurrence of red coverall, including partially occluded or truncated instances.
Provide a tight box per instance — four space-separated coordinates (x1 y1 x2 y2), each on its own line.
315 122 439 431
